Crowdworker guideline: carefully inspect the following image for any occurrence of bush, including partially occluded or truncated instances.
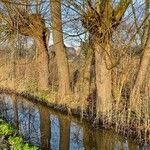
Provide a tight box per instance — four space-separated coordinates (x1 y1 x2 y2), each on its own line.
0 119 39 150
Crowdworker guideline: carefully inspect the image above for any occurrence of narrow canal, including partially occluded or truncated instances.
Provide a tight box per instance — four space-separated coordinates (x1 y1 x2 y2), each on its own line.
0 93 147 150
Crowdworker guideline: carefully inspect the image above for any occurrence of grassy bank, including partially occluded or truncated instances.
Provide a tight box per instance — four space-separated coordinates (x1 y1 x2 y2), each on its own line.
0 119 39 150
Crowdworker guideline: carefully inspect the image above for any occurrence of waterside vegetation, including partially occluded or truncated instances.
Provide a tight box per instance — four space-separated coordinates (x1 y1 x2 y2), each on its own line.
0 119 38 150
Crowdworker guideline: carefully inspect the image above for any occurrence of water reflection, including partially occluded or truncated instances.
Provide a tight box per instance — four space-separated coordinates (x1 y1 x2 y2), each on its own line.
39 105 51 149
50 115 60 150
0 94 142 150
12 95 19 129
59 115 70 150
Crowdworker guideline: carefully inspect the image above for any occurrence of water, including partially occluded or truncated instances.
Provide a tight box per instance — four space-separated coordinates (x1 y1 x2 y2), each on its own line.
0 93 147 150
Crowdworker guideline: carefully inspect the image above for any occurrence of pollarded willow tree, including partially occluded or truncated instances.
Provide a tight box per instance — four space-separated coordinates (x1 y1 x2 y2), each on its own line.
0 0 50 90
67 0 132 118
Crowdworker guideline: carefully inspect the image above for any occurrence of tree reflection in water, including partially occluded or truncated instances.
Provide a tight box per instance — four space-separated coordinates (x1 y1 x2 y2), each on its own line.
0 94 140 150
11 95 19 129
39 105 51 149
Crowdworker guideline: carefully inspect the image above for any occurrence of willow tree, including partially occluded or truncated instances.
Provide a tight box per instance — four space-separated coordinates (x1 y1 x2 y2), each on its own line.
129 0 150 112
20 13 50 90
50 0 71 97
68 0 131 117
0 0 50 90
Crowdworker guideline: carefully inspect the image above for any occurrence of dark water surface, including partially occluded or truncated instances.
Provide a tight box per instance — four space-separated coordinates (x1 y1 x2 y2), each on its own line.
0 93 148 150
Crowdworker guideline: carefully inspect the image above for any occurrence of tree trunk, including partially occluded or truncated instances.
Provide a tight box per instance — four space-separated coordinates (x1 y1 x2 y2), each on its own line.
50 0 71 97
94 39 113 118
78 47 94 111
36 37 50 90
129 0 150 112
130 35 150 111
